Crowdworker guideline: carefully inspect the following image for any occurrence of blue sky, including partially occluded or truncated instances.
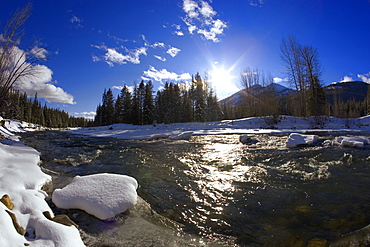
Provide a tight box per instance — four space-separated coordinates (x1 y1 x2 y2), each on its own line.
1 0 369 119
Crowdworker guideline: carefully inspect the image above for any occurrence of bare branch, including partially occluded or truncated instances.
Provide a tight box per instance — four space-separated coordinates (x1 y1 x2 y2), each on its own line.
0 3 44 103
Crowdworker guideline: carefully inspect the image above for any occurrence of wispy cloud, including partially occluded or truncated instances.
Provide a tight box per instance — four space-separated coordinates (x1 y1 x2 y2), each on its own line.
152 42 165 48
181 0 227 42
154 55 166 61
249 0 265 7
142 66 191 82
69 15 83 29
93 33 181 67
92 45 148 66
172 24 184 36
166 47 181 57
29 46 48 60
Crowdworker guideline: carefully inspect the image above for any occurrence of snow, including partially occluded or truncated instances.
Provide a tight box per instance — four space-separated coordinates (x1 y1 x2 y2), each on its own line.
0 139 85 247
2 114 370 245
286 133 319 148
334 136 370 148
67 115 370 140
52 173 138 220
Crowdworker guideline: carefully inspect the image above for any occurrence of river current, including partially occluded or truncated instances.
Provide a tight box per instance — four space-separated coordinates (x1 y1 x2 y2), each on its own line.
20 131 370 246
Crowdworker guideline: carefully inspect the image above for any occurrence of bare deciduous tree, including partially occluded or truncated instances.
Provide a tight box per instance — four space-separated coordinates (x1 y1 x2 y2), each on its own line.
0 3 45 105
240 67 278 117
280 35 323 117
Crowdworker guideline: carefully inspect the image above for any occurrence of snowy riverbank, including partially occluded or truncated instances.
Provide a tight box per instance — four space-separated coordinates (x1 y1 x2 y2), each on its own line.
68 115 370 140
2 115 370 246
0 119 139 246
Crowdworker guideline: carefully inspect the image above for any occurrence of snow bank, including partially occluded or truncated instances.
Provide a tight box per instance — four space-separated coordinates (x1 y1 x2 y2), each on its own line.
52 173 138 220
0 140 85 246
335 136 370 148
169 131 193 140
68 116 370 140
286 133 319 148
0 119 46 140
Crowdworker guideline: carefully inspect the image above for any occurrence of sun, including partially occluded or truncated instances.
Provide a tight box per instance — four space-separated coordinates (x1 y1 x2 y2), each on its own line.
209 66 239 99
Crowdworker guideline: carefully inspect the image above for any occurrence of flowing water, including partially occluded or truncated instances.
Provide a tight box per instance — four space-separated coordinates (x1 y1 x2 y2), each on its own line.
20 131 370 246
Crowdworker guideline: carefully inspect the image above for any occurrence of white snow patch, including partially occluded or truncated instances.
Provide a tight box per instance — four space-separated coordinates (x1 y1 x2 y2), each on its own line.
0 140 84 247
335 136 370 148
52 173 138 220
169 131 193 140
286 133 319 148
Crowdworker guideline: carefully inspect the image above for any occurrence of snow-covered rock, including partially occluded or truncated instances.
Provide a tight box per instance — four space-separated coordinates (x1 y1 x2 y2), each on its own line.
52 173 138 220
0 140 85 247
169 131 193 140
286 133 319 148
335 136 370 148
239 134 259 144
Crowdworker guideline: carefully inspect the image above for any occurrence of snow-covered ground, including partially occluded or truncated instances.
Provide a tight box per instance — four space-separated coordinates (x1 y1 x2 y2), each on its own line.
67 115 370 140
0 118 139 246
0 139 85 246
1 115 370 246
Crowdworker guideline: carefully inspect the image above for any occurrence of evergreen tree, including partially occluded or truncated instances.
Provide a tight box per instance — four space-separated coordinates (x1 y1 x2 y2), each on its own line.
132 82 146 125
101 88 115 125
121 85 133 124
114 93 123 123
307 76 326 116
181 90 193 123
143 81 155 125
194 73 206 122
206 88 221 121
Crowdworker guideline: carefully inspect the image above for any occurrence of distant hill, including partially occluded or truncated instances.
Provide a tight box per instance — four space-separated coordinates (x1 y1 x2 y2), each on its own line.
220 81 369 107
219 83 295 106
324 81 369 103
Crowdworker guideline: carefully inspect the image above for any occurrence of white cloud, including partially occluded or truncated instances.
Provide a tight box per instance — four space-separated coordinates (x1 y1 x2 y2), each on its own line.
94 46 148 66
6 46 75 104
70 15 82 23
183 0 199 18
249 0 264 7
74 111 96 120
152 42 165 48
29 46 48 60
154 55 166 61
175 30 184 36
197 19 227 42
273 77 288 83
69 15 83 29
181 0 227 42
112 86 124 90
172 25 185 36
15 65 75 104
166 47 181 57
358 72 370 83
341 76 353 82
142 66 191 82
200 1 216 18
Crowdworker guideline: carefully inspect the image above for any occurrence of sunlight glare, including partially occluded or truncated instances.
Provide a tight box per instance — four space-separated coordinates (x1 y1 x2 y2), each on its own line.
210 66 239 99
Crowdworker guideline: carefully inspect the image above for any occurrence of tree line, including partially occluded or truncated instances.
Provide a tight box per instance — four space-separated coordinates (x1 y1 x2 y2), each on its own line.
0 88 90 128
95 33 370 127
220 35 370 121
94 73 222 126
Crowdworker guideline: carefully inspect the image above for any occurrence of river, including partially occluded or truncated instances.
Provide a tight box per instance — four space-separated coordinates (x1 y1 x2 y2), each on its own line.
20 131 370 246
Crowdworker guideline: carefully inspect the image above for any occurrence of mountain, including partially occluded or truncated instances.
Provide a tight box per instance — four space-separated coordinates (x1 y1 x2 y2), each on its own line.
219 83 294 106
324 81 369 103
220 81 369 107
